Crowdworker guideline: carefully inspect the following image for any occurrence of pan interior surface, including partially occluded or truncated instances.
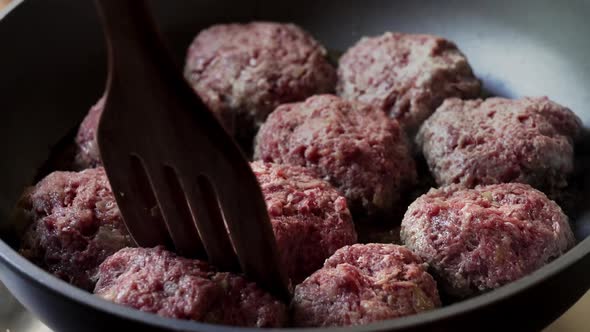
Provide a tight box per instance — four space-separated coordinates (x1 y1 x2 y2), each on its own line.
0 0 589 331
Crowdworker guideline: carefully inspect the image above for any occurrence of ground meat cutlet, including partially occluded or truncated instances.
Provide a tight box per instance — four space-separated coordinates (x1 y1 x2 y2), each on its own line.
252 161 357 284
292 243 440 327
337 32 481 134
254 94 416 219
401 183 576 298
416 96 582 190
94 246 287 328
17 167 132 290
74 97 104 170
184 21 336 152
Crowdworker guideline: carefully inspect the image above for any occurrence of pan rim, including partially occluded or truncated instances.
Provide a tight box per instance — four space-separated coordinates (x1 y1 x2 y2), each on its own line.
1 230 589 331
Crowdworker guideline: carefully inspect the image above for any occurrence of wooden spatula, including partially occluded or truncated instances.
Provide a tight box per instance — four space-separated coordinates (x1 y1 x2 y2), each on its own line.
93 0 290 301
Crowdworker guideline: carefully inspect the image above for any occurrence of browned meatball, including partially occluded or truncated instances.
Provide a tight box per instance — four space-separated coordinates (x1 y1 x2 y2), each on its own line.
252 161 357 283
338 32 481 134
401 183 575 298
416 97 582 189
292 243 441 327
95 246 287 328
184 21 336 151
255 94 416 219
18 167 132 290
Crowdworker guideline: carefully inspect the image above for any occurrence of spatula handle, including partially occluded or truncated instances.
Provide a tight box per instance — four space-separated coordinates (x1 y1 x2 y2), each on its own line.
94 0 180 96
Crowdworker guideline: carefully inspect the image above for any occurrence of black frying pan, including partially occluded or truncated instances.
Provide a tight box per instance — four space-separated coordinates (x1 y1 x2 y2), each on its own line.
1 0 590 331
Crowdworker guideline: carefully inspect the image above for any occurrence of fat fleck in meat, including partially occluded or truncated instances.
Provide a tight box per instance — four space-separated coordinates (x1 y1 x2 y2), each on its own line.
251 161 357 284
401 183 575 298
18 167 132 290
292 243 441 327
185 22 337 152
94 246 287 327
338 32 481 134
255 94 416 219
416 96 582 190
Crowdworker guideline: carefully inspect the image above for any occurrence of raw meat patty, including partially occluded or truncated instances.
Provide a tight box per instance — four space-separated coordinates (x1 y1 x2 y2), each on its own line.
401 183 576 298
292 243 440 327
74 97 104 169
18 167 132 290
184 21 336 151
254 94 416 219
94 246 287 328
417 96 582 189
337 32 481 134
252 161 357 283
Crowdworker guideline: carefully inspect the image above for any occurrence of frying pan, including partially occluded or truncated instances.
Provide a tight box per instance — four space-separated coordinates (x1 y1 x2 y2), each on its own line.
1 0 590 331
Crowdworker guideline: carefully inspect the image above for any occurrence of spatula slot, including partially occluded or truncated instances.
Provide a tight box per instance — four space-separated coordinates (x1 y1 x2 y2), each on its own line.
186 175 241 272
160 166 206 258
126 154 173 248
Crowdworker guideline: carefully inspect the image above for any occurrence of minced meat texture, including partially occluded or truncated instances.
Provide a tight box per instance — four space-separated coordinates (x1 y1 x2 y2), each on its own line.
416 96 582 190
337 32 481 134
184 21 336 151
292 243 441 327
400 183 576 298
251 161 357 284
254 94 416 219
94 246 287 328
18 167 132 290
74 97 104 170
